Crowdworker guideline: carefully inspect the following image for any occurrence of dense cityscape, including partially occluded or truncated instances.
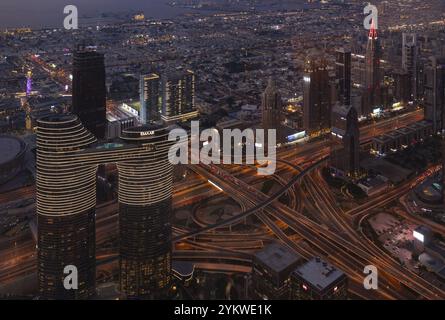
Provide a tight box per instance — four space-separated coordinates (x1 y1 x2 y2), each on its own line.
0 0 444 303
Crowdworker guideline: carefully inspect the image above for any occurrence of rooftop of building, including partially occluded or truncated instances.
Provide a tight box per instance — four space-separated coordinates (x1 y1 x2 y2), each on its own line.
427 242 445 259
360 158 413 184
163 68 194 80
172 261 195 279
0 135 26 165
395 127 416 135
407 120 432 130
106 111 136 123
415 225 433 236
373 134 394 143
358 175 388 188
336 47 351 54
254 242 301 273
385 131 404 139
37 113 78 123
332 104 351 117
415 178 442 204
293 257 345 291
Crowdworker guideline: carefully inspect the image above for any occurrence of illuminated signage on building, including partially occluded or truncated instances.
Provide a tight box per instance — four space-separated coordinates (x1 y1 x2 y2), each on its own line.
140 130 155 137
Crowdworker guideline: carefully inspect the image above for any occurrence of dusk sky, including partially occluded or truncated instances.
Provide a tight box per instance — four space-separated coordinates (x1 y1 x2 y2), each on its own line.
0 0 187 29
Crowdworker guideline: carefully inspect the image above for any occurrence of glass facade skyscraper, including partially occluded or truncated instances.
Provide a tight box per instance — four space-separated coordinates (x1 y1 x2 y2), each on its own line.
72 46 107 140
161 69 198 124
36 115 173 300
335 48 352 107
303 54 331 136
140 73 161 124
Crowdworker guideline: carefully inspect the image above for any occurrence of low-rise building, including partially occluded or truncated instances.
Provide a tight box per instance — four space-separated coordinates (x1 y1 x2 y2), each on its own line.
357 175 389 196
291 257 348 300
371 120 433 155
252 242 302 300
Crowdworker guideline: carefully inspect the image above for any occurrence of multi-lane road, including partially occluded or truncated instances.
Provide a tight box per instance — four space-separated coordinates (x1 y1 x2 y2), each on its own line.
193 155 444 299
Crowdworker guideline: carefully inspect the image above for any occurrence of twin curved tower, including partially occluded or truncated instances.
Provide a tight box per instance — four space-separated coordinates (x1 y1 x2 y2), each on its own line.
36 114 173 299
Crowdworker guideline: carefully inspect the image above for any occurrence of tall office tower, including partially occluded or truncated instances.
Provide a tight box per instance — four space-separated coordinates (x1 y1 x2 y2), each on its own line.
72 45 107 139
261 78 283 144
161 69 198 124
37 115 98 299
330 105 360 177
335 48 352 106
363 22 381 116
252 243 302 300
402 33 418 100
118 125 174 299
291 257 348 300
140 73 161 124
303 55 331 136
393 70 411 105
424 56 445 134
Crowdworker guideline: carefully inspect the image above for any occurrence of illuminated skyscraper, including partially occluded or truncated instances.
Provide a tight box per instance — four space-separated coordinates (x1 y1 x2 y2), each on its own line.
335 48 351 106
161 69 198 124
140 73 161 123
118 125 174 299
37 115 98 299
72 45 107 139
363 22 381 116
261 78 283 144
26 70 32 96
303 54 331 136
36 114 174 300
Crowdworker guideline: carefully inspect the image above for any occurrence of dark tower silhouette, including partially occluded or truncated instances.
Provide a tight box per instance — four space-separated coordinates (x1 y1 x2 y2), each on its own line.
424 56 445 134
303 54 331 136
336 48 351 106
393 70 411 105
261 78 283 145
331 105 360 177
424 56 445 205
72 45 106 139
